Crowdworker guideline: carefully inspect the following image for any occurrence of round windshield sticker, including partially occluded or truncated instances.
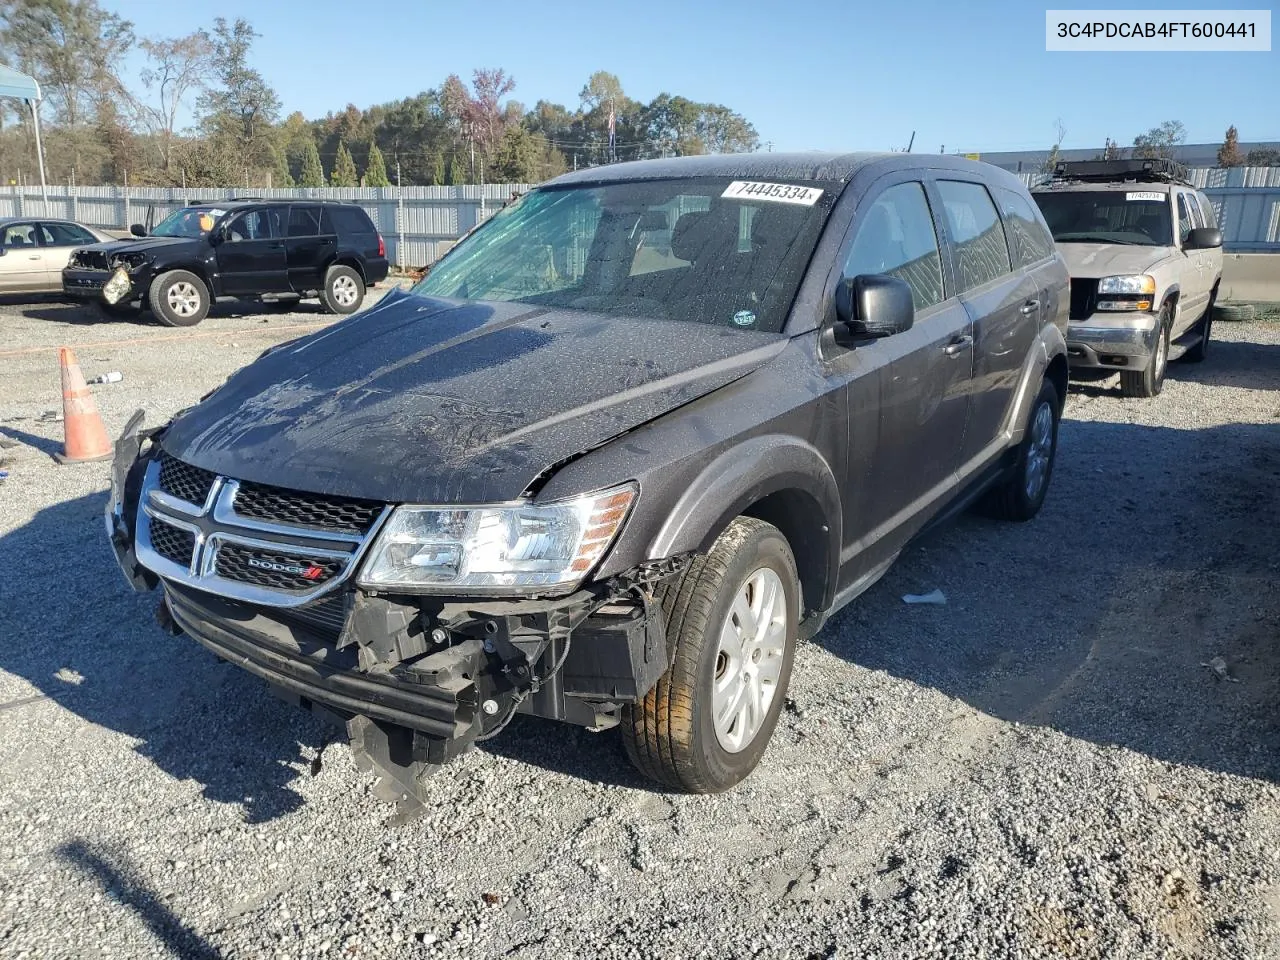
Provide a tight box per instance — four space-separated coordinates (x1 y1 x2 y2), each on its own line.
732 310 756 327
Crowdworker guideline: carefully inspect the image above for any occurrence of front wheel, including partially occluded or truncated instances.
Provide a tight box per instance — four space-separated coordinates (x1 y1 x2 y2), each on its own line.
621 517 799 793
148 270 210 327
983 377 1061 522
320 265 365 315
1119 306 1170 398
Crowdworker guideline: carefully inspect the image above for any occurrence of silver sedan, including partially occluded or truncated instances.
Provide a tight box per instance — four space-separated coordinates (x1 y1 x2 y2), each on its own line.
0 218 117 294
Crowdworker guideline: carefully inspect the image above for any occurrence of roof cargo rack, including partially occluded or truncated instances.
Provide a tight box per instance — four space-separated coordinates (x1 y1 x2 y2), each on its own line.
1050 158 1190 185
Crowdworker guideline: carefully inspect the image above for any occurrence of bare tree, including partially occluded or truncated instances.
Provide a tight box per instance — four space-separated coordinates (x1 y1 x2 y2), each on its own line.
1042 118 1067 172
139 30 211 171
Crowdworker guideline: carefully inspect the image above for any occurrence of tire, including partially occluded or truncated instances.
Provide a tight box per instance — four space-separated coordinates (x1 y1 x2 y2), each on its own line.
1119 305 1170 398
1183 287 1216 364
1212 301 1255 323
320 265 364 315
983 378 1061 522
621 517 799 793
148 270 210 327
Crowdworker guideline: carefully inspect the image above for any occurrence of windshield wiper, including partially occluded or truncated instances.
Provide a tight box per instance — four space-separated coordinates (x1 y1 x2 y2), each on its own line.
1057 235 1147 245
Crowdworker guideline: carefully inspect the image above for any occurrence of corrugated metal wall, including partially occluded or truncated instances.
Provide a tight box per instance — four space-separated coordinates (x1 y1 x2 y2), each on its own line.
0 184 534 268
4 170 1280 260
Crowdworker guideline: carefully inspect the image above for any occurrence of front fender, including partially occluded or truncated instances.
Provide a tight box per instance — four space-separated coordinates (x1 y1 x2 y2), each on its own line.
648 434 842 604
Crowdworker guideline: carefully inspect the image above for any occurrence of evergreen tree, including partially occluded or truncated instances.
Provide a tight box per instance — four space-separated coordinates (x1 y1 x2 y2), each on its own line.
1217 126 1244 167
446 155 463 185
430 151 446 186
271 144 294 187
364 143 391 187
298 138 325 187
331 141 358 187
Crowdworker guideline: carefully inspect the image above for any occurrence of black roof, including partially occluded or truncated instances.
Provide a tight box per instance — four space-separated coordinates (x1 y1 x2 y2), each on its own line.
546 151 1027 190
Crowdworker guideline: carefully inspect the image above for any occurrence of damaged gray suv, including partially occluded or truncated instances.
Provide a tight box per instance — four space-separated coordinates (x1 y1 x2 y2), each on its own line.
107 153 1069 813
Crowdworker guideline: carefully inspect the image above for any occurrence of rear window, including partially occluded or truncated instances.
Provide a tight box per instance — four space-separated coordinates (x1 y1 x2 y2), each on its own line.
288 206 321 237
936 180 1012 292
1032 190 1172 247
995 187 1056 267
321 206 376 235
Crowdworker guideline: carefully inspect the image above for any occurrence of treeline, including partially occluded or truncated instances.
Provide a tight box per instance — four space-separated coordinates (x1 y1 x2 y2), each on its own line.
0 0 760 188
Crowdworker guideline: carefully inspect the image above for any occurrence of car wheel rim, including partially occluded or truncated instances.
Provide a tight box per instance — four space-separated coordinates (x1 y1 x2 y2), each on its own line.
1024 400 1054 501
712 567 787 754
332 275 358 306
167 281 200 317
1155 324 1168 378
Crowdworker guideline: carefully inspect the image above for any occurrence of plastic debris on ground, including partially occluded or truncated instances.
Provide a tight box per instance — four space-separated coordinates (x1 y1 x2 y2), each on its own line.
902 589 947 605
87 371 123 384
1201 656 1241 683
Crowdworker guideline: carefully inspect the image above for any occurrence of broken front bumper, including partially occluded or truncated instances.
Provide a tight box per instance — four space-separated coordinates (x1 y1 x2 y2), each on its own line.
1066 311 1159 372
105 414 682 815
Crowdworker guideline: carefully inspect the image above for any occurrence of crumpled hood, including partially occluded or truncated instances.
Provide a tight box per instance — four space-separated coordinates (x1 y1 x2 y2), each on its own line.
85 236 192 255
162 288 786 503
1056 242 1175 279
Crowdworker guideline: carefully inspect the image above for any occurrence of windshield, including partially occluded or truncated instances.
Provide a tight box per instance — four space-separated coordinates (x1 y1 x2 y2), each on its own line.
150 206 225 238
1032 190 1172 246
411 177 839 332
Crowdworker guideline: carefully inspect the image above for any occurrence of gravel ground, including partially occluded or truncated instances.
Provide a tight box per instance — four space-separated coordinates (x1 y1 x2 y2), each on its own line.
1 295 1278 960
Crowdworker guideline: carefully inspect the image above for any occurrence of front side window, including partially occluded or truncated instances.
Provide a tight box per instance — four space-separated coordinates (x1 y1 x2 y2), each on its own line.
842 181 944 310
1176 194 1195 243
937 180 1012 292
412 177 839 332
42 222 97 246
1034 191 1173 247
995 187 1056 267
1196 192 1219 230
225 210 275 242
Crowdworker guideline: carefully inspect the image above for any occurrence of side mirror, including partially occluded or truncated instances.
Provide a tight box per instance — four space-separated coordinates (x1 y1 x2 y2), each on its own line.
833 274 915 346
1185 227 1222 250
129 223 146 238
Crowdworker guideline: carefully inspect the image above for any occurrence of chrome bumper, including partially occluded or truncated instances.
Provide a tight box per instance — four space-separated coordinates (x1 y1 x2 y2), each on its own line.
1066 311 1159 372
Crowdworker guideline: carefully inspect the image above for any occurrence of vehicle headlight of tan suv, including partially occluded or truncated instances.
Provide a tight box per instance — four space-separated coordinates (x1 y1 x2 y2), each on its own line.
1096 274 1156 311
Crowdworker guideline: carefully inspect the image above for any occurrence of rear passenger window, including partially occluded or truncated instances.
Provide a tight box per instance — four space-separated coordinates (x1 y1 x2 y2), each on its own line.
323 206 375 235
995 188 1055 267
937 181 1012 292
842 182 944 311
288 206 320 237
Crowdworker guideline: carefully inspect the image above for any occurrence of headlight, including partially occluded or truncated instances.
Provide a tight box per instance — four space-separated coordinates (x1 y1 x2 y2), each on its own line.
1097 275 1155 295
357 483 637 593
109 252 147 271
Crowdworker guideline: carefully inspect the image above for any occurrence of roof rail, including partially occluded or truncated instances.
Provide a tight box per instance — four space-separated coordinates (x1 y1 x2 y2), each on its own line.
227 196 266 202
1050 158 1190 185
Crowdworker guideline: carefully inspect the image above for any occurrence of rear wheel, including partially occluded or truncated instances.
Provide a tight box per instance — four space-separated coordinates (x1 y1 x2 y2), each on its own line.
320 265 364 315
148 270 210 327
1119 305 1170 398
983 378 1061 522
621 517 799 793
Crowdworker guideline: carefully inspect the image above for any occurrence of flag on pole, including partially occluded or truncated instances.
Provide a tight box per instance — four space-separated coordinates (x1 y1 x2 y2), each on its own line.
608 99 616 162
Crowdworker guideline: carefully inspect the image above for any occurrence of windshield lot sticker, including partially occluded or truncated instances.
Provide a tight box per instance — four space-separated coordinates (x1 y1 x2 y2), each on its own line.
1125 192 1163 201
722 181 823 206
732 310 757 327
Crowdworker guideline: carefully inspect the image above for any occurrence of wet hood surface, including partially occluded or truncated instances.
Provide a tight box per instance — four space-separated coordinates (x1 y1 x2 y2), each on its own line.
162 289 786 504
1056 242 1175 279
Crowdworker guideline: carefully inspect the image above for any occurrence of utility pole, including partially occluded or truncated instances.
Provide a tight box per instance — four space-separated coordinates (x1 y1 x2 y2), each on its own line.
905 131 915 153
396 160 405 271
764 140 773 153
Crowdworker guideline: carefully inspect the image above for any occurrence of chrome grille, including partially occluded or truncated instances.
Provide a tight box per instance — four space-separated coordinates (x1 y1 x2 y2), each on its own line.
215 543 344 591
233 482 382 535
134 457 389 608
158 452 217 507
149 518 195 567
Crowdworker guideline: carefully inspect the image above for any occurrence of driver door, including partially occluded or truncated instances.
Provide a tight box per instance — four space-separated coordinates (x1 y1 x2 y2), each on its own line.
216 208 288 295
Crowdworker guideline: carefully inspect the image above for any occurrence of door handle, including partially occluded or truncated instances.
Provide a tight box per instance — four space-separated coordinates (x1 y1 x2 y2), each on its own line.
944 335 973 357
1019 299 1039 315
28 254 42 260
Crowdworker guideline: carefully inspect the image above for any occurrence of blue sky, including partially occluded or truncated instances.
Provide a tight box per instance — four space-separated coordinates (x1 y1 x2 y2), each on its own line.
102 0 1277 154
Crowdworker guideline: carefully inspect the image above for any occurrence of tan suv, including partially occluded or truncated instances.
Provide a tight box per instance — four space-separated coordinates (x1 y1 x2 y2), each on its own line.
1031 159 1222 398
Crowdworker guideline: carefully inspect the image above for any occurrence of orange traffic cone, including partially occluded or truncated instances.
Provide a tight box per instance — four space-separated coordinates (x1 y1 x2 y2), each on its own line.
54 346 113 464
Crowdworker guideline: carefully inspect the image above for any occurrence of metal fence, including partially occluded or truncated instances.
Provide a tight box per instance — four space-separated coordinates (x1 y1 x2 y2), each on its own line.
4 168 1280 260
0 184 534 268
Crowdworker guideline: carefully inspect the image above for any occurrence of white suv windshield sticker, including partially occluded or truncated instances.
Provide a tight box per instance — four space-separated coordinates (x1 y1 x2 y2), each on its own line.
1125 192 1163 201
722 181 823 206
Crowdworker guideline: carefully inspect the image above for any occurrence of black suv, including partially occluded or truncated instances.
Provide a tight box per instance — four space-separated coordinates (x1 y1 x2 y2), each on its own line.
106 154 1069 812
63 200 389 326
